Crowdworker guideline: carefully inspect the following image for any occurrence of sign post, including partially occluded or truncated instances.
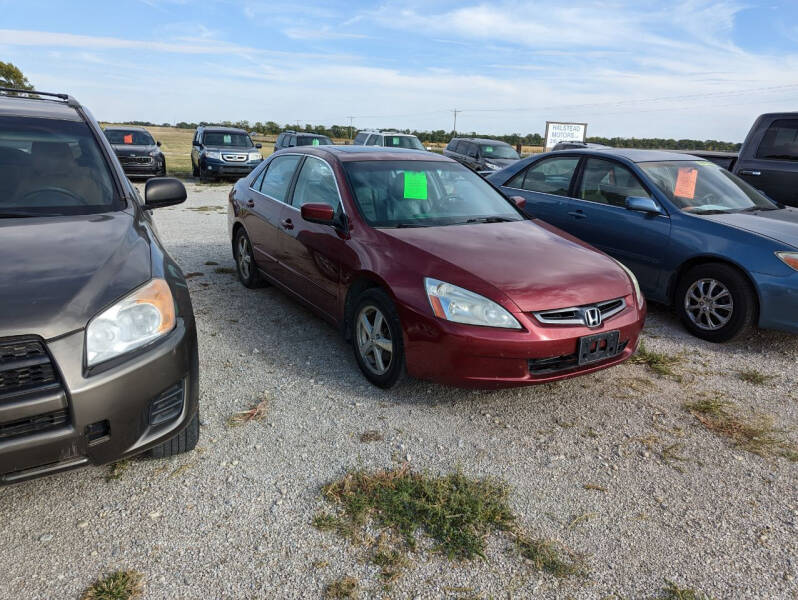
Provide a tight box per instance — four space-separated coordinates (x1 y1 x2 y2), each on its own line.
544 121 587 151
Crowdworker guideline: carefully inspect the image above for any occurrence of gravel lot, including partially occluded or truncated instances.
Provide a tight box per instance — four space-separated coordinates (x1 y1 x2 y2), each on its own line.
1 180 797 600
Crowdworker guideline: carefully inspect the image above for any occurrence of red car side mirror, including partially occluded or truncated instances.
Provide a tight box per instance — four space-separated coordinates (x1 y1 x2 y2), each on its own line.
510 195 527 210
301 203 335 225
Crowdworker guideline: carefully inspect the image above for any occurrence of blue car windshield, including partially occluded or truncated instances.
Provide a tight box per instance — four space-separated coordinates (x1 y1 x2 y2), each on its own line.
639 160 778 214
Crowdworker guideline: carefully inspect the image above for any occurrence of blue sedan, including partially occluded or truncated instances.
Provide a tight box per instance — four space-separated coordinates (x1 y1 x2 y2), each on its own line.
487 148 798 342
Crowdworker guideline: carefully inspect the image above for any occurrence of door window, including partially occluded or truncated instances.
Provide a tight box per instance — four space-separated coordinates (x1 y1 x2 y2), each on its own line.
257 155 301 203
353 132 368 145
466 143 478 158
755 119 798 161
365 134 381 146
578 158 650 207
291 157 340 209
509 156 579 196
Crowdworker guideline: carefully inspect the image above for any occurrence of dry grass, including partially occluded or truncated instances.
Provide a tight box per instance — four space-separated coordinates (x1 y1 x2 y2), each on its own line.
630 342 682 376
105 460 130 482
214 267 237 275
653 580 715 600
359 430 383 443
684 397 797 461
227 395 269 426
325 576 359 599
583 483 608 492
80 570 144 600
736 369 775 386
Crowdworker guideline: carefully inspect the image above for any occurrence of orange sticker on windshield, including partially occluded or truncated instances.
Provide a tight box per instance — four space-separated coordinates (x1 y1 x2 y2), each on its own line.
123 134 133 144
674 167 698 199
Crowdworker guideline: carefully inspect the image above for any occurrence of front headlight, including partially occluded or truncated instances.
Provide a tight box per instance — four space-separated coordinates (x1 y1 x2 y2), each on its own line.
424 278 522 329
613 260 644 309
248 151 262 161
149 149 160 157
776 251 798 271
205 151 221 160
86 279 176 367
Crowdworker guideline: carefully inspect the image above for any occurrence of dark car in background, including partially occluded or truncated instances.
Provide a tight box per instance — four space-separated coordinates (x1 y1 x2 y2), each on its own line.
103 126 165 178
352 130 426 150
488 148 798 342
444 137 520 174
191 126 263 182
228 146 645 389
0 88 200 485
274 131 333 152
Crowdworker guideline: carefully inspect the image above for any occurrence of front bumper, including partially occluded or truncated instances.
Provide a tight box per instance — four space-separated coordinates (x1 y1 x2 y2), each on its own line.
204 157 262 178
400 297 645 388
0 319 199 485
117 156 165 177
753 270 798 333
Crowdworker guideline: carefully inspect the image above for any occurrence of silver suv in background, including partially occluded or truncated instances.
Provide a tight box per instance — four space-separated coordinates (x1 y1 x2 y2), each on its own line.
352 130 427 150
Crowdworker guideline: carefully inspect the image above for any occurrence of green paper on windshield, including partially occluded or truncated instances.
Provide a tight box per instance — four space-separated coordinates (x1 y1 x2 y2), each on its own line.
392 137 400 145
403 171 427 200
223 134 231 144
312 138 320 146
484 146 494 152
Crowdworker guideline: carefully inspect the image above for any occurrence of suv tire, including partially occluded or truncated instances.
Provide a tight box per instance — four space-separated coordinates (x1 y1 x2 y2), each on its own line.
352 288 406 388
148 411 200 458
676 263 757 343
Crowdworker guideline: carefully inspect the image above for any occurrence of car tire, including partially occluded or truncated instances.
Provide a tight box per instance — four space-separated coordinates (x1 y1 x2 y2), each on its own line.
192 161 199 177
234 228 265 288
676 263 757 343
199 167 212 183
148 411 200 458
352 288 406 388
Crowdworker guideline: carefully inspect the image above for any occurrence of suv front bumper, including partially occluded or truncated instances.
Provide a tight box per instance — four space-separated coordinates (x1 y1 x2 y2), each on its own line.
0 319 199 485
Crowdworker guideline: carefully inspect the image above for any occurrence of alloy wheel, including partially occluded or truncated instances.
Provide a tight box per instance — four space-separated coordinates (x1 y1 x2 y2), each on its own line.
237 235 252 280
684 278 733 331
355 305 393 375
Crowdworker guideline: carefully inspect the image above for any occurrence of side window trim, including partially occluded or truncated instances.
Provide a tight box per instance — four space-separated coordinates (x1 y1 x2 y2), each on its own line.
287 155 346 217
252 153 303 204
249 161 269 192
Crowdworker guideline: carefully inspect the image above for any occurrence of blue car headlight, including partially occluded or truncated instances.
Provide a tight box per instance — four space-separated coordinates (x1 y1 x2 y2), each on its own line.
776 251 798 271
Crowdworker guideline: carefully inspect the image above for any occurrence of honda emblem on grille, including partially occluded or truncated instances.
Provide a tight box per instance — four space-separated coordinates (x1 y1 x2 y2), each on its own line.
584 307 602 328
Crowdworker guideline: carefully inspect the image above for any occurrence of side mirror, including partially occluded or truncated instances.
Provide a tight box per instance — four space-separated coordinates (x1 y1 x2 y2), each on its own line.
509 195 527 210
625 196 661 214
255 143 262 149
192 140 200 147
301 203 335 225
145 177 187 209
156 140 162 147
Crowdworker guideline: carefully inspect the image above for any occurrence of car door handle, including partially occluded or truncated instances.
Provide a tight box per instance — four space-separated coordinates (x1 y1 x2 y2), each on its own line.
281 218 294 230
246 199 255 208
567 210 587 219
738 169 761 176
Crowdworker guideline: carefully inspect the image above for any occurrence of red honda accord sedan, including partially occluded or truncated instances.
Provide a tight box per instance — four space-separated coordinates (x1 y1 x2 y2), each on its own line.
228 146 646 388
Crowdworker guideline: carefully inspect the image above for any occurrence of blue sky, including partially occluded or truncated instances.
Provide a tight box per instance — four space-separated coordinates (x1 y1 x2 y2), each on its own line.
1 0 797 140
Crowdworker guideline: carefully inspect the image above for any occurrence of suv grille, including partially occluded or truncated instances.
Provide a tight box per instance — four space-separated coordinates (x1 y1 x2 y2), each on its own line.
532 298 626 327
222 153 248 162
120 156 153 165
0 410 69 441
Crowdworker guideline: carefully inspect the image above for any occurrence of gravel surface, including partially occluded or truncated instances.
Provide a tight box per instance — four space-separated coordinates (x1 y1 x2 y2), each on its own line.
1 180 797 600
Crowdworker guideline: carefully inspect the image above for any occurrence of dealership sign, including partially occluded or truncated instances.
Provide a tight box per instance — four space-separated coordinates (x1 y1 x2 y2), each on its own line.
544 121 587 150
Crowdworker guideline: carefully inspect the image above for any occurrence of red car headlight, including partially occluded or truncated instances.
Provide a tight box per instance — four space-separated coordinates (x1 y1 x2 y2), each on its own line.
424 277 522 329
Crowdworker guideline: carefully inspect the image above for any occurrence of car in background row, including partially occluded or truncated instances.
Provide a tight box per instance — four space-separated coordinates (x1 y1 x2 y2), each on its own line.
228 146 645 389
0 88 199 485
191 126 263 182
552 141 608 151
274 131 333 152
103 126 166 178
488 147 798 342
352 130 426 151
444 137 520 174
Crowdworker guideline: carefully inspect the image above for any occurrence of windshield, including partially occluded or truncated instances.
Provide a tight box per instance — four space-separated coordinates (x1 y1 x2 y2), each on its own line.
639 160 778 214
105 129 155 146
383 135 425 151
298 136 332 146
0 116 120 217
203 131 252 147
481 143 519 160
344 160 524 228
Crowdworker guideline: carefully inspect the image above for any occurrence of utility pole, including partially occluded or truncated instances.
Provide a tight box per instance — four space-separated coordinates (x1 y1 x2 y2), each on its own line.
347 116 354 140
451 109 462 134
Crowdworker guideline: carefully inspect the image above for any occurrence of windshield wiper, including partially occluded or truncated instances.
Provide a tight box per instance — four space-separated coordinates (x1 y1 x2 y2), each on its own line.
394 222 427 228
737 206 778 213
465 216 518 223
0 211 62 218
690 209 731 215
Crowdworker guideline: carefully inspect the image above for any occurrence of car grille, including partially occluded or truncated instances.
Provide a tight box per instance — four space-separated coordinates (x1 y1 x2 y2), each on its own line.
120 156 153 165
222 153 248 162
532 298 626 327
0 338 69 441
529 340 628 375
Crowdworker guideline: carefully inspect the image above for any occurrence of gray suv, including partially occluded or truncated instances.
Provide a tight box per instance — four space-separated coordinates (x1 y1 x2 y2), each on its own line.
191 126 263 182
352 130 426 150
0 88 199 484
444 137 520 173
274 131 333 151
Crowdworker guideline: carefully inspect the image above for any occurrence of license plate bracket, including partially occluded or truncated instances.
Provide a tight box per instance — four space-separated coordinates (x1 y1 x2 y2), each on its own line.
578 330 620 365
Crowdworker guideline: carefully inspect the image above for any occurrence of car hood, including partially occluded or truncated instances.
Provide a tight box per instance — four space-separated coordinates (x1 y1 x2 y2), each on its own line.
0 212 152 340
112 144 157 156
697 207 798 249
378 220 632 312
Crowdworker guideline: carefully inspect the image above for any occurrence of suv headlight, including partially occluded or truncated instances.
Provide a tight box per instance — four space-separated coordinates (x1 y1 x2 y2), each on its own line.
776 251 798 271
613 260 644 309
248 151 262 161
205 150 221 160
424 278 521 329
149 149 160 157
86 279 176 367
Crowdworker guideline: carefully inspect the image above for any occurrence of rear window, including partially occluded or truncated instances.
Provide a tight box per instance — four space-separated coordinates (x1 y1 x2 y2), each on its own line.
383 135 425 150
481 143 519 160
297 135 332 146
105 129 154 146
0 116 120 217
756 119 798 161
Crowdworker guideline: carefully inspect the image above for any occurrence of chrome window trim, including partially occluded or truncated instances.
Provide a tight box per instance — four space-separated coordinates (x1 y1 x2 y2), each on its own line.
248 152 304 206
283 154 347 218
